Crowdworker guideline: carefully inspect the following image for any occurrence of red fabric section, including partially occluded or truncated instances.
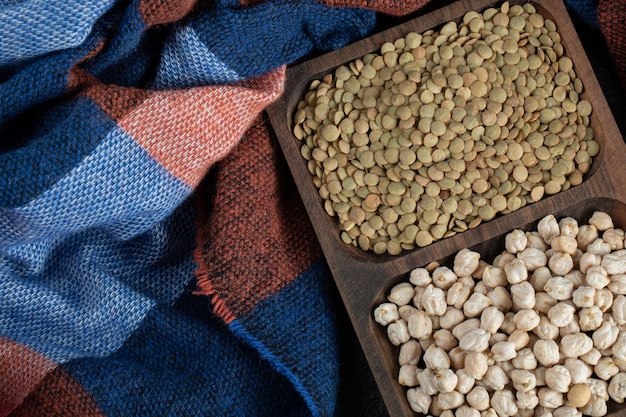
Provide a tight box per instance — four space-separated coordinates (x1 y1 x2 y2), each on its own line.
67 40 154 123
69 68 154 122
598 0 626 92
194 117 322 322
319 0 435 16
140 0 199 26
118 68 285 188
0 339 56 417
8 368 104 417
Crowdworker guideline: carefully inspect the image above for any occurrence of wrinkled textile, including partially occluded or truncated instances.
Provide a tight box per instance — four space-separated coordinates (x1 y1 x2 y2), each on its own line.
0 0 624 416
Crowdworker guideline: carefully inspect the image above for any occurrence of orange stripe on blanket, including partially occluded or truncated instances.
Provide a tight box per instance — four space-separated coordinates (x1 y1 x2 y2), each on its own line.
118 67 285 188
0 338 56 417
69 69 154 122
140 0 198 27
67 38 155 124
193 118 322 322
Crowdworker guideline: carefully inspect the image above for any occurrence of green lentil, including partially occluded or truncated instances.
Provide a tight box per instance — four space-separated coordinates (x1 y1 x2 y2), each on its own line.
292 1 597 255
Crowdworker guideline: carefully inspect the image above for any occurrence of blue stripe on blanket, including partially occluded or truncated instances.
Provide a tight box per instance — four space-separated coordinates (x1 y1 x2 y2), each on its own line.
155 0 376 88
1 125 191 244
63 293 311 417
0 125 196 362
0 34 103 128
0 203 197 363
565 0 599 27
0 0 117 68
230 259 339 417
153 24 241 89
82 0 154 87
0 97 111 207
0 236 156 363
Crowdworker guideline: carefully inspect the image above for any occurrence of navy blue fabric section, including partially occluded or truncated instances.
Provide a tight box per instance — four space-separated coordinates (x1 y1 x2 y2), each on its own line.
0 96 112 207
565 0 599 27
0 197 197 362
0 34 102 129
233 259 340 417
64 289 311 417
84 0 161 87
190 0 375 82
90 33 161 87
103 197 198 304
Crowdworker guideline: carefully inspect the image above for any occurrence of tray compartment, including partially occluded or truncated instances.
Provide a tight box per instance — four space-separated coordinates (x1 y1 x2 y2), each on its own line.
371 196 626 417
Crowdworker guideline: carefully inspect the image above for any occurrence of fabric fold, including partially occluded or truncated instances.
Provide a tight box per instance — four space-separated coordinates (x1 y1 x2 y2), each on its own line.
3 0 624 416
1 0 378 415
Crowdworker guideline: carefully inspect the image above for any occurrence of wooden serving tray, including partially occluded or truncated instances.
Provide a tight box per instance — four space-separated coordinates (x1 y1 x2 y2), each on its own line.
266 0 626 416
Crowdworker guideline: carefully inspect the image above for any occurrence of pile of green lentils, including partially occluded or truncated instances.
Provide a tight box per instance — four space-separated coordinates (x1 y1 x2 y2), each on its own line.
292 1 599 255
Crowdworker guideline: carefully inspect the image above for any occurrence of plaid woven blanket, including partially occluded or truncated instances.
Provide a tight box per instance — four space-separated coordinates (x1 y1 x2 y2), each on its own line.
1 0 624 416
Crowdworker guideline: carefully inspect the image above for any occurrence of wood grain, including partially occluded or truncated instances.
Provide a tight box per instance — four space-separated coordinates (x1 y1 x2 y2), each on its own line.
266 0 626 416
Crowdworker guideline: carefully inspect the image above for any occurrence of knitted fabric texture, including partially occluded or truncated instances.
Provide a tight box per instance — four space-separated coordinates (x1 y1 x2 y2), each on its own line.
566 0 599 26
597 0 626 91
0 0 624 416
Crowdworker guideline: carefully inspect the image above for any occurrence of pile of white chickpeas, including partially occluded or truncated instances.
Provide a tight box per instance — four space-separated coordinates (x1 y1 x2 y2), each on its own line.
374 211 626 417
